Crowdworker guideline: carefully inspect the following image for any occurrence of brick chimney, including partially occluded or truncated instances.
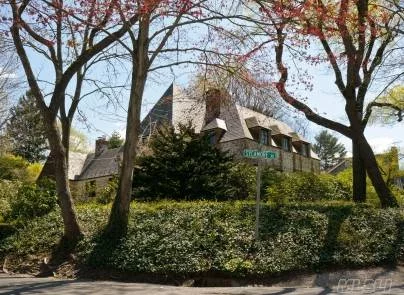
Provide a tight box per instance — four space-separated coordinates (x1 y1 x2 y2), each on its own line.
95 136 108 157
204 89 223 125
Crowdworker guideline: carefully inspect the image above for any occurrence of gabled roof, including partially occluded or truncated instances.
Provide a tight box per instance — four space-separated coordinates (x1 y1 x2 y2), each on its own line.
140 84 315 152
73 147 122 180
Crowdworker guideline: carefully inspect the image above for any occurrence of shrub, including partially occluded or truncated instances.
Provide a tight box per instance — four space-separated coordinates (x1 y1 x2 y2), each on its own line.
0 154 29 181
1 202 403 277
96 177 119 204
7 179 57 222
266 172 351 203
133 124 251 201
0 180 22 222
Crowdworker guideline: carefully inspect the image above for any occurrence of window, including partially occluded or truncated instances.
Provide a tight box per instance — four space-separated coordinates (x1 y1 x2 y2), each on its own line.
282 137 290 151
85 180 96 198
208 131 217 145
259 129 269 145
301 143 309 157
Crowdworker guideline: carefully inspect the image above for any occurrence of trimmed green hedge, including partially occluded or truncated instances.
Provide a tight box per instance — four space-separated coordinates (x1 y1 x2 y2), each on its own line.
1 201 403 277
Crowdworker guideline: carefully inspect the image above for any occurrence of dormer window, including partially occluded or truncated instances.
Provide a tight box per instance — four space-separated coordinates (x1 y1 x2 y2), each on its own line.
208 131 217 144
301 143 310 157
282 137 291 152
259 128 270 145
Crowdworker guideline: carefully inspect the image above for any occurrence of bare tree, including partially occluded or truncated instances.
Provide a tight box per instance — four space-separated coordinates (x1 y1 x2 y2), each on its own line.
3 0 139 243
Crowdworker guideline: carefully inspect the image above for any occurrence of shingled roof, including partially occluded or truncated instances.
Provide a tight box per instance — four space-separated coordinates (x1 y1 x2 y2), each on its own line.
140 85 306 143
73 147 122 181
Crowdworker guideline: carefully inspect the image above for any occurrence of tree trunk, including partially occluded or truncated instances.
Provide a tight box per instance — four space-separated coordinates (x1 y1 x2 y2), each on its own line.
358 133 398 208
105 69 146 238
352 137 366 202
45 116 82 242
61 118 71 165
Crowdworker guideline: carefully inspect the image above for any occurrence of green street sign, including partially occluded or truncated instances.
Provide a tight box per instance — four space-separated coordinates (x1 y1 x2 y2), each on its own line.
243 149 278 159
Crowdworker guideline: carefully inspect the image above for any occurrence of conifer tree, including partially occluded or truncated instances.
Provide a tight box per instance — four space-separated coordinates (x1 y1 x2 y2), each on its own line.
133 124 246 200
313 130 347 171
6 92 48 163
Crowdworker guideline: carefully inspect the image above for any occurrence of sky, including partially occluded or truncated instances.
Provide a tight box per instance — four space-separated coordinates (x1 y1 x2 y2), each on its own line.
6 10 403 169
21 53 403 167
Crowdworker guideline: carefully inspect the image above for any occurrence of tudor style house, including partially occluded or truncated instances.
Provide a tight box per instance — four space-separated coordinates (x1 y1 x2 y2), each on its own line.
40 83 320 199
140 84 320 173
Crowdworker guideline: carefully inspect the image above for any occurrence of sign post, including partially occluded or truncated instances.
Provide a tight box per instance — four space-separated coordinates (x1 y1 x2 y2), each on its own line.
243 148 278 241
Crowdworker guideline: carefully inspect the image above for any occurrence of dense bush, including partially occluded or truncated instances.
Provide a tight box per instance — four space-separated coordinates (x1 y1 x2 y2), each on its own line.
336 168 404 207
266 172 351 203
0 154 42 183
133 124 252 201
1 202 403 277
0 154 29 180
7 179 57 222
0 180 22 222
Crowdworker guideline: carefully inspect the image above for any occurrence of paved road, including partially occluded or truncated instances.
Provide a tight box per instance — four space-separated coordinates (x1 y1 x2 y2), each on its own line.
0 274 403 295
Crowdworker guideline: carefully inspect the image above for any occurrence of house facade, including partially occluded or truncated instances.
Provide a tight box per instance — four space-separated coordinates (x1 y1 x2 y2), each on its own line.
40 84 320 199
140 84 320 173
69 138 122 200
38 137 122 200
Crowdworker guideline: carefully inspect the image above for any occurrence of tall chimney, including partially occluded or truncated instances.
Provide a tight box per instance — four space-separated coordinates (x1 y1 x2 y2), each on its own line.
95 136 108 157
204 89 223 125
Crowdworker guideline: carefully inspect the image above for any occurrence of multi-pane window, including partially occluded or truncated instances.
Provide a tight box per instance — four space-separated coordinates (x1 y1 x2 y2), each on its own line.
259 129 269 145
301 143 309 157
282 137 290 151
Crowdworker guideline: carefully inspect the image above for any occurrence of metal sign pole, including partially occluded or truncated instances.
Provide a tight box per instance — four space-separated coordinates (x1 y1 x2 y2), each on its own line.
242 147 277 242
255 158 262 241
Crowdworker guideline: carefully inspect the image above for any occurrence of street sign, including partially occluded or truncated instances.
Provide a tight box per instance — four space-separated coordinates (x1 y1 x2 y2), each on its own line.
242 148 278 242
243 149 278 159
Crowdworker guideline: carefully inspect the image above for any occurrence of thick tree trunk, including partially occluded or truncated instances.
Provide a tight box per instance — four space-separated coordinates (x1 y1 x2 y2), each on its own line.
45 116 82 242
61 118 71 165
352 137 366 202
105 69 146 238
358 133 398 208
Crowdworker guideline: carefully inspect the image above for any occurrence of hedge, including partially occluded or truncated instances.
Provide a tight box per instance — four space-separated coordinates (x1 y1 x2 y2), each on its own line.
1 201 403 277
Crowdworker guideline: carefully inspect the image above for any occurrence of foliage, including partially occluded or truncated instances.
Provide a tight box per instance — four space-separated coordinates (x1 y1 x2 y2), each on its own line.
0 180 21 222
26 162 43 183
266 172 351 204
108 131 124 149
96 177 119 204
132 124 250 201
0 154 29 180
69 127 91 154
312 130 347 171
6 179 57 222
6 92 48 163
369 85 404 125
336 167 404 207
1 202 403 276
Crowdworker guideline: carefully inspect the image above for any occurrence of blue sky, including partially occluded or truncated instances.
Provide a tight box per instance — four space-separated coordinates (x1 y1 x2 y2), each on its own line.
13 30 403 168
77 60 404 164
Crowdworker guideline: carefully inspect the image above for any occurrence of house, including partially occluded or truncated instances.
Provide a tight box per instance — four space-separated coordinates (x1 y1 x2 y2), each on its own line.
40 83 320 199
69 138 122 199
39 137 122 200
140 84 320 173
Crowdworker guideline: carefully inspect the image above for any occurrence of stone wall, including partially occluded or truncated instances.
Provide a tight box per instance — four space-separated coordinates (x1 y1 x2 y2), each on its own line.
219 138 320 173
70 176 112 201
